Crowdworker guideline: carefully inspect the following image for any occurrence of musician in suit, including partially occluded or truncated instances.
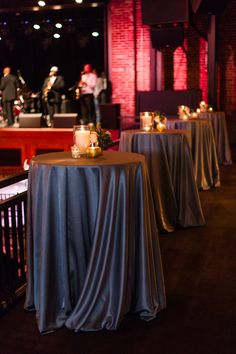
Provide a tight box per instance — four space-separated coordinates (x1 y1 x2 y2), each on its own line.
42 66 64 127
0 67 19 126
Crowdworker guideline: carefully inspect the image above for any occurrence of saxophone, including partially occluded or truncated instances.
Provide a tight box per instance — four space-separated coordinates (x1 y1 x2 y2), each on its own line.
75 71 84 100
75 87 80 100
43 80 52 101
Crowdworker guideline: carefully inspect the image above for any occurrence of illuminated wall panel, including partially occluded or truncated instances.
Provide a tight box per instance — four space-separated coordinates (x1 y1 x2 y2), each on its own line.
174 40 187 90
199 37 208 103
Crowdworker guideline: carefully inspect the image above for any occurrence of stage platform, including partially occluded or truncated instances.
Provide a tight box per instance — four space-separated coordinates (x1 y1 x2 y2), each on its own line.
0 127 120 167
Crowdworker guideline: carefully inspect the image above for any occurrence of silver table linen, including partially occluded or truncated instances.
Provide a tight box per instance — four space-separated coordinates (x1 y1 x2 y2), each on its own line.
199 111 232 165
166 119 221 190
119 130 205 233
25 151 166 334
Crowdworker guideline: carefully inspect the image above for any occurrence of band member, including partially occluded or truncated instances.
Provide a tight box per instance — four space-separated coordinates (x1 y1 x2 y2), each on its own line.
93 70 107 125
0 67 19 126
42 66 64 127
79 64 97 125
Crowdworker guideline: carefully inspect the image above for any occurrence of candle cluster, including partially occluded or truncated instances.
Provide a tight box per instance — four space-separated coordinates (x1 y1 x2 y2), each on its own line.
199 101 213 113
178 105 191 120
71 125 104 159
140 111 167 132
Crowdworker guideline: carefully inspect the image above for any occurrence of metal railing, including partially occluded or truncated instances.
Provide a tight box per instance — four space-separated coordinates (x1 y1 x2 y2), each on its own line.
0 171 28 314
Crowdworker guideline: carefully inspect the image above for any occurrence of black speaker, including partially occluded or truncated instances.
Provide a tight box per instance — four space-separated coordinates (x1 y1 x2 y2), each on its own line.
142 0 189 25
150 27 185 50
19 113 42 128
190 0 203 12
192 0 229 14
53 113 78 128
100 104 120 130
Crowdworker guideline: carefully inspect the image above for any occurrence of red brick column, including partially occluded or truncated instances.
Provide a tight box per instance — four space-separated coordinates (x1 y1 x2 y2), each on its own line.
108 0 151 119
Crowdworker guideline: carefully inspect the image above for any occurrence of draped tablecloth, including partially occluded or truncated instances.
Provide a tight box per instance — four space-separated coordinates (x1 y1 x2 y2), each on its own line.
166 119 220 190
25 151 166 334
119 130 205 233
199 111 232 165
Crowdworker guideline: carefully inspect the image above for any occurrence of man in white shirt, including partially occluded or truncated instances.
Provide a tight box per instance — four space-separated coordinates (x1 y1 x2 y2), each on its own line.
79 64 97 125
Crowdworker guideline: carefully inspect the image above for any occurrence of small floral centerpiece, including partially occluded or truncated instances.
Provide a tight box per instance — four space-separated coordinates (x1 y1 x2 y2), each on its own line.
88 125 113 150
178 105 190 120
153 111 167 132
71 124 113 159
93 127 112 150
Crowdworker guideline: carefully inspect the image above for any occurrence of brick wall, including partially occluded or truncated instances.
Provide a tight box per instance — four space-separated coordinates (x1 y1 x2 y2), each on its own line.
108 0 150 120
218 1 236 112
108 0 136 117
135 0 151 92
163 25 208 100
108 0 236 140
174 40 187 90
218 0 236 142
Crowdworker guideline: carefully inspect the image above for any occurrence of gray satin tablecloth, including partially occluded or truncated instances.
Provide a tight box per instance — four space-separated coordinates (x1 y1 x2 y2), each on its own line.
119 130 205 233
166 119 220 190
25 151 166 334
199 111 232 165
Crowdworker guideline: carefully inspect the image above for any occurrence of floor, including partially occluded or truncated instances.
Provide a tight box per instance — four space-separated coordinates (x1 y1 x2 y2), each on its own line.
0 147 236 354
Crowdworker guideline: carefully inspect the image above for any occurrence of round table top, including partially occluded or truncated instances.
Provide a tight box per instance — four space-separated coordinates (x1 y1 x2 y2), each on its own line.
31 151 145 167
121 128 191 135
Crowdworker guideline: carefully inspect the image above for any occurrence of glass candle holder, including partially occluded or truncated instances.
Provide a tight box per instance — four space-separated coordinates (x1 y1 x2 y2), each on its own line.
156 122 166 132
191 112 198 119
86 145 102 158
71 144 80 159
200 101 207 112
140 112 153 131
181 114 189 120
73 125 90 155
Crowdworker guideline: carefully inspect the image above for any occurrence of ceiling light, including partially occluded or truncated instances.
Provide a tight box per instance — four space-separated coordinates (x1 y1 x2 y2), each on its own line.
92 31 99 37
75 0 83 4
38 1 46 6
53 33 60 39
33 24 40 30
55 23 62 29
52 5 62 10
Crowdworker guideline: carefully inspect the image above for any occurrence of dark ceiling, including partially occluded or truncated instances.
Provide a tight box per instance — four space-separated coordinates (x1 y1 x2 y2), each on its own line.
0 0 108 12
0 0 108 90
